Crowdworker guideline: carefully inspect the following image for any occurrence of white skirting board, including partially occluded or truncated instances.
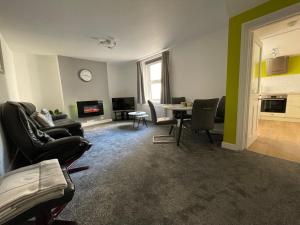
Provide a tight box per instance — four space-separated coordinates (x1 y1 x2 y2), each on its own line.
81 119 112 127
221 141 243 151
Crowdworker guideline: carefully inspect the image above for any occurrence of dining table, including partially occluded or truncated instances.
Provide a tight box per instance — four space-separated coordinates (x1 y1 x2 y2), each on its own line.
162 104 192 146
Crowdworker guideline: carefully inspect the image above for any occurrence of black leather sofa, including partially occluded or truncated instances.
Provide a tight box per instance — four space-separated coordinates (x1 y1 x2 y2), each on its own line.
20 102 84 137
0 101 91 172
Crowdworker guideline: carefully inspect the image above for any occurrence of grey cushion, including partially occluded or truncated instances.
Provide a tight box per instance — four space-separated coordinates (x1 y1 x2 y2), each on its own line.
156 117 177 125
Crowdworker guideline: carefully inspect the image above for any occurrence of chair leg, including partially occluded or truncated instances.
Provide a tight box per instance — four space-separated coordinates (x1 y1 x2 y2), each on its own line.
35 209 52 225
143 118 148 127
169 125 174 135
206 130 214 144
67 166 89 174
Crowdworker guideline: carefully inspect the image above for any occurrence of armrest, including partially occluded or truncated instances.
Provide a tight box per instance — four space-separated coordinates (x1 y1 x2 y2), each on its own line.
44 128 71 138
52 114 68 121
44 136 83 150
34 136 91 163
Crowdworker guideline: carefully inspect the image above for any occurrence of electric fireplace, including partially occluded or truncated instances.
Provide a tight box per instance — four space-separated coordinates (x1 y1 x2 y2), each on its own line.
77 100 104 118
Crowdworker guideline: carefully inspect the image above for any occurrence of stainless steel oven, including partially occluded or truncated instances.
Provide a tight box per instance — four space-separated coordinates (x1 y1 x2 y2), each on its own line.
261 95 287 113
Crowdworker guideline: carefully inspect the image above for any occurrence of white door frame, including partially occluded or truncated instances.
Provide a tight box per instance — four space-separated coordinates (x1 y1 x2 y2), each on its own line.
235 3 300 151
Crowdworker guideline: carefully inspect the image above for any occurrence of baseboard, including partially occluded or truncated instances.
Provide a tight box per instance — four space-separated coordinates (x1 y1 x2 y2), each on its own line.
82 119 112 127
221 141 242 151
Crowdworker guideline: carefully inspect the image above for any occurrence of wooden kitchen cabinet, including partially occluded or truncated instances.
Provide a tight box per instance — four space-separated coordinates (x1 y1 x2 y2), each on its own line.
286 94 300 119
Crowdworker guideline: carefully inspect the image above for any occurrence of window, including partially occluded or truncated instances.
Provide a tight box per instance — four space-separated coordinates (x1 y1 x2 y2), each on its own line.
145 59 162 102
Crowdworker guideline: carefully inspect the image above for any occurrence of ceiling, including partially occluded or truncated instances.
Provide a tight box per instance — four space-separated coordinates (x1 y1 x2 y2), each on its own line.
225 0 268 17
0 0 267 62
255 14 300 59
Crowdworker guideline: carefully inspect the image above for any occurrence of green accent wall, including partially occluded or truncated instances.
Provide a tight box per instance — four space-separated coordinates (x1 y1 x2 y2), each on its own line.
261 55 300 77
224 0 300 144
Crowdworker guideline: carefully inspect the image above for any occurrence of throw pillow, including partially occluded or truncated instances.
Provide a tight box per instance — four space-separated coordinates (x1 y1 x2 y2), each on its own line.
41 109 55 125
33 112 54 128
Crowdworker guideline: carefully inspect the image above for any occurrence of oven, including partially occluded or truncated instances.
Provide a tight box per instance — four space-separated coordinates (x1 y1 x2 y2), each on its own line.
261 95 287 113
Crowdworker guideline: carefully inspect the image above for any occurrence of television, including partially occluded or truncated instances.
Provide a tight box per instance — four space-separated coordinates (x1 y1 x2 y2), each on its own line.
112 97 135 111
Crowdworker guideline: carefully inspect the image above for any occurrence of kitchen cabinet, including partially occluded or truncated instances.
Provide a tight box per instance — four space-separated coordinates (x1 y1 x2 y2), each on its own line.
286 94 300 119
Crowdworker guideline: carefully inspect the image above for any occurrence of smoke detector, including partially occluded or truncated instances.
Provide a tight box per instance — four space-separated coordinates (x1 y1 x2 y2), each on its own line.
91 36 117 49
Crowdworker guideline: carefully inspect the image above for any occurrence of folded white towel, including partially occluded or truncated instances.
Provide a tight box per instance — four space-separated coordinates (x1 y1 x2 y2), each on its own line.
0 159 67 224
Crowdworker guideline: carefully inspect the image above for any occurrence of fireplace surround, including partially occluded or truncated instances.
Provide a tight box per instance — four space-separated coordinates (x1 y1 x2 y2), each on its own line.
77 100 104 118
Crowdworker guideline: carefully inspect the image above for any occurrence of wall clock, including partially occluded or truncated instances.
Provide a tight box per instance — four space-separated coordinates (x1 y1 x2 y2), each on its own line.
79 69 92 82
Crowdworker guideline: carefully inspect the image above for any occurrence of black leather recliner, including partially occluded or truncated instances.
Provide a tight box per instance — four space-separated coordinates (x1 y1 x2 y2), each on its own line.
0 101 91 172
20 102 84 137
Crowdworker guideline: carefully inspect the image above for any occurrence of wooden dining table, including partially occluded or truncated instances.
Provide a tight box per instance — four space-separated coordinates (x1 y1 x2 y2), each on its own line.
162 104 192 146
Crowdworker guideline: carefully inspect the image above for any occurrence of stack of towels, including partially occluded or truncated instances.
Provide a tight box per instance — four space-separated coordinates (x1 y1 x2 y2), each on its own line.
0 159 67 224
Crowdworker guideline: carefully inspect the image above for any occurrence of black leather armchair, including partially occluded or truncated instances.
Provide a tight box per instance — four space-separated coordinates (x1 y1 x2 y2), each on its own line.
0 101 91 172
20 102 84 137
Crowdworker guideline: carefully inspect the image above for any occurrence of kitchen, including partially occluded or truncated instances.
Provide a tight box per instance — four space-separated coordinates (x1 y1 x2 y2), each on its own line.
248 15 300 163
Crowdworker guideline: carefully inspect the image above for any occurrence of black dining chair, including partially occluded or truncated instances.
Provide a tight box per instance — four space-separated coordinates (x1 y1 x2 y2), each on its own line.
148 100 177 143
183 98 219 144
171 97 187 119
212 96 225 140
215 96 225 123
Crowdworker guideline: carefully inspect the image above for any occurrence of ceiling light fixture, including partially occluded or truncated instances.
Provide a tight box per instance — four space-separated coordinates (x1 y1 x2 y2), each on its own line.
91 36 117 49
272 48 279 58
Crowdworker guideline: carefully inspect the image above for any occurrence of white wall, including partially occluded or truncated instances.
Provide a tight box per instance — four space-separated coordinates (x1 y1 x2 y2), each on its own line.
13 53 64 111
107 62 137 99
261 74 300 94
106 28 228 120
0 34 19 175
58 56 111 121
170 27 228 101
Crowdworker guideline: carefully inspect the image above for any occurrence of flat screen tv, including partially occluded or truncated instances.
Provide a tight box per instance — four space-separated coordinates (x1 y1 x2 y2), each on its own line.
112 97 135 111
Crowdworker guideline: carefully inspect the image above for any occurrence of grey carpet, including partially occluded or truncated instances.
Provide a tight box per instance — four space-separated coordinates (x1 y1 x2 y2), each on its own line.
61 121 300 225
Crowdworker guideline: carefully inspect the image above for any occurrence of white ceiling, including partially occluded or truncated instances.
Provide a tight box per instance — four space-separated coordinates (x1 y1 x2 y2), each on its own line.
254 14 300 59
0 0 267 62
225 0 268 17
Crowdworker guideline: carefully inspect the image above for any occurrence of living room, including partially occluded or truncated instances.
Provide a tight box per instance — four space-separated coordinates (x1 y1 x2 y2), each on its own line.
1 1 300 225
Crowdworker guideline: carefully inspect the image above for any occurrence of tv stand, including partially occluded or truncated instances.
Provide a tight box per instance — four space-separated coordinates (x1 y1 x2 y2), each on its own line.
113 110 135 120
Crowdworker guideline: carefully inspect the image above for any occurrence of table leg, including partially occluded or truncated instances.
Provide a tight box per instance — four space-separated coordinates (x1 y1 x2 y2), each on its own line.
177 111 184 146
133 116 136 128
137 118 141 128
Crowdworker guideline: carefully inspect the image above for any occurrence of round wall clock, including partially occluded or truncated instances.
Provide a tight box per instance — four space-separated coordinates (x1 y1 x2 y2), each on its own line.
79 69 92 82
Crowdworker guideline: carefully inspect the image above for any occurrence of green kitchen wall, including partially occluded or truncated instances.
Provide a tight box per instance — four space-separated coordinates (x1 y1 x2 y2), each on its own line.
224 0 300 145
261 55 300 77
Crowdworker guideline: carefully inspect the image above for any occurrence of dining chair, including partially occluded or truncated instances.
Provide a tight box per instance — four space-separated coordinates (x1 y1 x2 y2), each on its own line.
171 97 186 119
212 96 225 141
183 98 219 143
215 96 225 123
148 100 177 143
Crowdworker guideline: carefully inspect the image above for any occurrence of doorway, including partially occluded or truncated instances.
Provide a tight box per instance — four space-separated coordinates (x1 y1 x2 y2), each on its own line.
245 14 300 163
239 15 300 162
236 4 300 161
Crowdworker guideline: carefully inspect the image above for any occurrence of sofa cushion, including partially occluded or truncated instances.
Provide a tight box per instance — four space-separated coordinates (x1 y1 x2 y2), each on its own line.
53 118 81 129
